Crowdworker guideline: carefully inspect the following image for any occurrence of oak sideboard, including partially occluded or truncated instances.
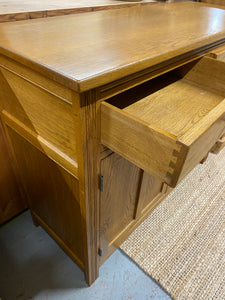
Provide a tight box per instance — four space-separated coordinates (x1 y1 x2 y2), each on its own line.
0 0 156 225
0 2 225 285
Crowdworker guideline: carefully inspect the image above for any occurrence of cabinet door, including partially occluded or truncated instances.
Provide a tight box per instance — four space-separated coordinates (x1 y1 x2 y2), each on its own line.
99 153 167 264
0 119 26 224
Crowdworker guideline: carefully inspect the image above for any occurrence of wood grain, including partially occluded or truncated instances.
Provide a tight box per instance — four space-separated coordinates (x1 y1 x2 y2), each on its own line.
0 2 225 91
1 110 79 179
124 74 223 137
136 172 166 218
209 44 225 61
179 119 225 181
6 126 84 269
0 118 26 224
200 0 225 7
99 153 167 264
101 101 179 185
0 66 78 162
0 0 155 23
211 133 225 153
0 54 75 103
75 90 101 285
177 57 225 97
1 1 225 285
99 153 141 263
101 57 225 187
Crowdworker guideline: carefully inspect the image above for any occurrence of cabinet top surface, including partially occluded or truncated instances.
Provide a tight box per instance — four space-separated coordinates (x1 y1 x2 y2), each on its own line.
0 2 225 92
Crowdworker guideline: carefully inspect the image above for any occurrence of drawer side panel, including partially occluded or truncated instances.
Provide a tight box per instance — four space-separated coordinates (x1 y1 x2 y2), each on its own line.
180 119 225 182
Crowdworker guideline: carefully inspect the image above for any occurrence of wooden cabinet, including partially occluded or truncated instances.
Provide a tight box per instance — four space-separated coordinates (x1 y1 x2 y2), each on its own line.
211 133 225 153
7 128 84 265
0 2 225 285
99 153 168 263
101 57 225 187
200 0 225 7
207 45 225 155
0 119 26 224
209 44 225 61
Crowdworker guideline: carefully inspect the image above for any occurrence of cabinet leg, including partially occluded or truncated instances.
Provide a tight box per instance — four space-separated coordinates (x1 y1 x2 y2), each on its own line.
30 211 40 227
85 264 99 286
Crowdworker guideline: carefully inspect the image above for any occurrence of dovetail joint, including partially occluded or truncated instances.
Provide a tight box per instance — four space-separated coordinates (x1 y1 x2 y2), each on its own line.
166 143 188 187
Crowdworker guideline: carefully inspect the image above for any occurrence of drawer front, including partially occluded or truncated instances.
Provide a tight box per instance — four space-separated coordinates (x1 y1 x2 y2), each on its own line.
101 57 225 187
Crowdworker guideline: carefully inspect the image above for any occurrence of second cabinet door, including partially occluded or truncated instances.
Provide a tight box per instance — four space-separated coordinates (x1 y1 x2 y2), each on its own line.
99 152 168 264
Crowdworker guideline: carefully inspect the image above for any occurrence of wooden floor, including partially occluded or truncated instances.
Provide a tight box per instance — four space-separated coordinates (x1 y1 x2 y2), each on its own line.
0 0 155 22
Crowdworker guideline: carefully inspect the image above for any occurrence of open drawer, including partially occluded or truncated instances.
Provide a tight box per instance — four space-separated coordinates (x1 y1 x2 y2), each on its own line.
101 57 225 188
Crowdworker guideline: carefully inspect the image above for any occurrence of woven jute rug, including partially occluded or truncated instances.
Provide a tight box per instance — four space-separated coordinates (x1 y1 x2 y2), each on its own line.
121 148 225 300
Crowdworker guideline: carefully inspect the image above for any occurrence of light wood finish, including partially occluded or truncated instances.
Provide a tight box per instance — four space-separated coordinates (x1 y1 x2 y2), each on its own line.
195 1 225 10
0 0 155 23
101 57 225 187
99 153 141 262
0 2 225 92
207 40 225 155
0 58 79 177
99 153 167 264
137 172 167 217
209 44 225 61
75 90 102 284
6 126 84 269
1 110 79 179
0 16 28 226
0 67 78 162
0 118 26 224
0 2 225 285
211 133 225 153
200 0 225 7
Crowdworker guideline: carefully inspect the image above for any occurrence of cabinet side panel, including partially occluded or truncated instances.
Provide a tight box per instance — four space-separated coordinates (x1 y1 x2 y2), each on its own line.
6 126 84 268
0 119 26 224
0 67 77 162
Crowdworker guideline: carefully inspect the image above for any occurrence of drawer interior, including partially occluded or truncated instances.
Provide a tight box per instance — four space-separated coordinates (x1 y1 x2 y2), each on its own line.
101 57 225 187
106 57 225 140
